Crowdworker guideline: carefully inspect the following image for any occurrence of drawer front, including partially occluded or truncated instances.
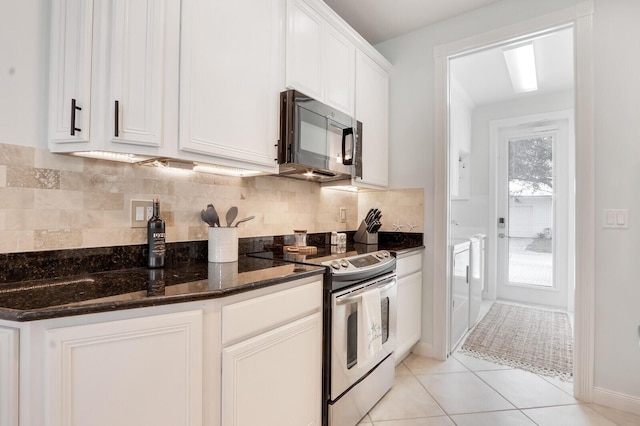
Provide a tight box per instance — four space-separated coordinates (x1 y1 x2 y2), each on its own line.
222 279 322 345
397 253 422 277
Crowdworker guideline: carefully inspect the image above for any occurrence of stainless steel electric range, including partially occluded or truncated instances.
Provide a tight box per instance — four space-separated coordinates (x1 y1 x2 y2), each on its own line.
249 246 397 426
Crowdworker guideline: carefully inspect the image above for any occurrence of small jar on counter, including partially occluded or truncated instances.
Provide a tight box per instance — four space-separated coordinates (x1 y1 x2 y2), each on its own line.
293 230 307 247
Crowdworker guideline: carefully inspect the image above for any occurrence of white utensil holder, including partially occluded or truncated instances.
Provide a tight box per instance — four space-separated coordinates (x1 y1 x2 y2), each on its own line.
208 227 238 263
208 261 239 289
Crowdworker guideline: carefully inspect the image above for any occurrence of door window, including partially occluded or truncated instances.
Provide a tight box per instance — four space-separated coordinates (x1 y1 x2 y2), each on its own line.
507 135 553 287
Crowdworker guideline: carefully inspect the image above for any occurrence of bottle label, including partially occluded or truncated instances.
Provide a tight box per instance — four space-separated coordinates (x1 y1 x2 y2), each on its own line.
153 234 166 256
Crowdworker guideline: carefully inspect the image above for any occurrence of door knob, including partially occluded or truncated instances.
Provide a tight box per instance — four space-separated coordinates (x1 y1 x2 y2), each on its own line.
499 233 506 239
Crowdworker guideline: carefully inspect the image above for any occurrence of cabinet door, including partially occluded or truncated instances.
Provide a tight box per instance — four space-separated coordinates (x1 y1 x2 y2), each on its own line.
285 0 324 100
355 51 389 188
180 0 282 171
48 0 94 145
396 271 422 361
109 0 180 150
45 311 203 426
0 327 18 426
324 25 355 116
222 313 322 426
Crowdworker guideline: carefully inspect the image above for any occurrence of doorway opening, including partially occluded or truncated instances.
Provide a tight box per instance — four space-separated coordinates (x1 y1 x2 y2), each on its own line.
433 3 594 401
446 26 576 382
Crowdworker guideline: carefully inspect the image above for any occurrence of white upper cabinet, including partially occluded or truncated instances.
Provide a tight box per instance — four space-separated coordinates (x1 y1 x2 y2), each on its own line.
48 0 94 145
355 51 390 188
48 0 180 157
48 0 388 179
285 0 355 116
286 0 391 188
109 0 180 149
49 0 280 173
179 0 282 173
324 25 356 116
285 0 324 102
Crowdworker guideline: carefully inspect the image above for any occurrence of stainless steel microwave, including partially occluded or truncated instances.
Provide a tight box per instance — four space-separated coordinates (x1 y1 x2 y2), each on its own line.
278 90 361 182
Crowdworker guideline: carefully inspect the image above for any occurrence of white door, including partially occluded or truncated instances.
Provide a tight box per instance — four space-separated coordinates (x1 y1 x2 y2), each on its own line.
109 0 180 150
496 117 572 308
0 327 18 426
179 0 282 172
45 311 203 426
221 313 322 426
48 0 94 145
324 25 356 116
354 51 389 188
285 0 324 100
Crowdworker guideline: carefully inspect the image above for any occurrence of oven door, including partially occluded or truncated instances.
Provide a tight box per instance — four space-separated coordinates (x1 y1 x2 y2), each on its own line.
330 272 397 399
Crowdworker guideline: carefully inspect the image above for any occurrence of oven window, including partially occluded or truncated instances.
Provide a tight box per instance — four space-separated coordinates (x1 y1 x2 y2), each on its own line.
346 297 390 370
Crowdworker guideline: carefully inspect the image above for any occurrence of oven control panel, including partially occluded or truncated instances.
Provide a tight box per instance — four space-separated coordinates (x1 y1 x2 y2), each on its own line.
324 250 393 275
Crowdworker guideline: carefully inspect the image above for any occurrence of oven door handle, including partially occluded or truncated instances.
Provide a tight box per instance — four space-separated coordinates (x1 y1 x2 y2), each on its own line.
335 278 396 305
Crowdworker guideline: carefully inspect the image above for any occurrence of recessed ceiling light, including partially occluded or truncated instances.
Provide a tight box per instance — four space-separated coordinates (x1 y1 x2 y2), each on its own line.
503 42 538 93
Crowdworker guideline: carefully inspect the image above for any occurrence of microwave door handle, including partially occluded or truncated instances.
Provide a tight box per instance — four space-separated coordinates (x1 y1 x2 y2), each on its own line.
335 279 397 305
342 127 354 165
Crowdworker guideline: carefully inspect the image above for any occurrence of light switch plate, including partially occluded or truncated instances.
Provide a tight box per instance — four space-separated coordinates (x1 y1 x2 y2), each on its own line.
340 207 347 223
131 200 154 227
603 209 628 229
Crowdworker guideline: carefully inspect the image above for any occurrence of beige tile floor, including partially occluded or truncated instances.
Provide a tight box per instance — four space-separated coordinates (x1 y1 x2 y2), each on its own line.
356 352 640 425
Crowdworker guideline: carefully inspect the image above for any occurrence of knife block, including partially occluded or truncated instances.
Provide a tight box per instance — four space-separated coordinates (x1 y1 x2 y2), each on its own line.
354 221 379 245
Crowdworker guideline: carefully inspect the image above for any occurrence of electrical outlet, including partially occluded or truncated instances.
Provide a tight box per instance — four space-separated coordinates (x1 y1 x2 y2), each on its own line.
340 207 347 223
131 200 154 228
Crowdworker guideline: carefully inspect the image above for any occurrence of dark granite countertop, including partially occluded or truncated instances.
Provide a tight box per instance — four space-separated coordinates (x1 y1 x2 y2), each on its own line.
0 256 324 322
0 232 423 322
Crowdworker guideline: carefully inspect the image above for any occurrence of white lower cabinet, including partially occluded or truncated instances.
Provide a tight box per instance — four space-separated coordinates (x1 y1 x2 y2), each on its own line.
0 327 19 426
44 311 203 426
221 279 323 426
3 275 323 426
222 314 322 426
395 251 423 363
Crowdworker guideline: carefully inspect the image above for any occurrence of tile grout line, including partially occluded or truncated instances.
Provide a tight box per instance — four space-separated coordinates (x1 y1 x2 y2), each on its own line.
401 359 458 424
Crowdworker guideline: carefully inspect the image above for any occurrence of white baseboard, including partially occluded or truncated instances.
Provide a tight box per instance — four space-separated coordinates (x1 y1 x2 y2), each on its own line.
410 341 444 360
593 386 640 417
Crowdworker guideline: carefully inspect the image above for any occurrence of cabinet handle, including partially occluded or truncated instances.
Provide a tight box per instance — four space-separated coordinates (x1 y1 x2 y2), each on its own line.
70 98 82 135
341 127 354 165
114 100 119 137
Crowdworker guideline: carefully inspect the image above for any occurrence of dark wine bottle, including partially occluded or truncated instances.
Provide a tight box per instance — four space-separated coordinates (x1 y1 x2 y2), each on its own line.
147 198 166 268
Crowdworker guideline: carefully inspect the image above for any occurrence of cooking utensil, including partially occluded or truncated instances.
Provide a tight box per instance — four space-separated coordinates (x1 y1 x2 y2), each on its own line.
226 206 238 227
201 209 218 227
233 216 255 227
205 204 220 227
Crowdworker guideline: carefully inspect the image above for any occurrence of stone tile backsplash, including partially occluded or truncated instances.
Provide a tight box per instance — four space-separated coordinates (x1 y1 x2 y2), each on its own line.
0 142 424 253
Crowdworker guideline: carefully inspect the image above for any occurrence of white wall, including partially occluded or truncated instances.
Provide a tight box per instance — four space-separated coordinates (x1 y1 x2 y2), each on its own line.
0 0 49 148
592 0 640 399
379 0 640 401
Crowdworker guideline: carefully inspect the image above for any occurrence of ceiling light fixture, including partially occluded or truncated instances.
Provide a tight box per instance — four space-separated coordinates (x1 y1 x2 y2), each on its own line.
503 42 538 93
